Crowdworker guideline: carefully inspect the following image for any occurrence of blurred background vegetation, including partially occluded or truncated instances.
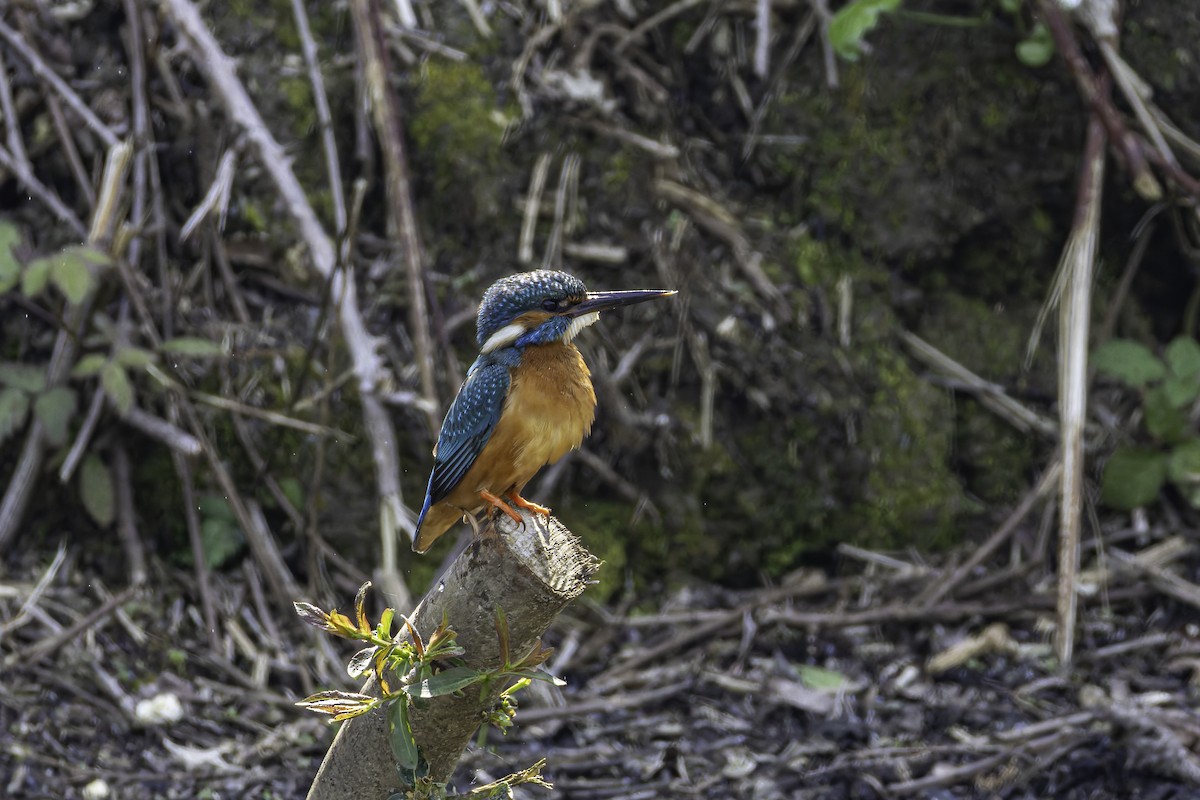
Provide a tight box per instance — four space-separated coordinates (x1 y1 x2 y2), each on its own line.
1 0 1198 604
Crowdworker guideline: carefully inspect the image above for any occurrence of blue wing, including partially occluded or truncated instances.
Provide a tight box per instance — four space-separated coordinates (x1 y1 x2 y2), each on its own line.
417 359 510 524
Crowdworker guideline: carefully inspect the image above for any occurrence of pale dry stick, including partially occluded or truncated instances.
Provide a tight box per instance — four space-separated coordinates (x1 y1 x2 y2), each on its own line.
179 150 236 241
519 153 552 264
902 331 1059 438
288 0 347 236
0 18 119 148
654 178 788 312
123 407 202 456
888 730 1082 796
753 0 770 78
564 241 629 264
5 585 137 669
0 545 66 642
189 389 354 439
809 0 839 89
615 0 707 54
171 437 219 650
0 48 28 167
45 94 97 209
1108 547 1200 612
1096 216 1155 345
456 0 492 37
743 12 817 160
389 0 417 27
159 0 386 390
542 153 579 270
582 120 680 159
916 463 1061 608
1056 116 1106 666
112 444 148 585
0 143 87 238
350 0 438 430
58 389 106 483
0 142 129 552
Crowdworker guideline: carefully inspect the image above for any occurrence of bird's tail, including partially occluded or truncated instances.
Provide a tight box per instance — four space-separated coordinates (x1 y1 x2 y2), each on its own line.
412 500 463 553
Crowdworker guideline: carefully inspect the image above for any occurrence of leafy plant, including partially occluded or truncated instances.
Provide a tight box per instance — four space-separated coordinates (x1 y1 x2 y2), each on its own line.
829 0 903 62
0 362 78 448
295 583 560 796
1093 336 1200 508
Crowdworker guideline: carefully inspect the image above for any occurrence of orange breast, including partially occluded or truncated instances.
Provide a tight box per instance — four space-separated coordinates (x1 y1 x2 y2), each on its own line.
442 342 596 512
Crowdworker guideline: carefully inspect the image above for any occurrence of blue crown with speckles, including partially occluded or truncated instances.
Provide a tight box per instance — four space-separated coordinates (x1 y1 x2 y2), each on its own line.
476 270 588 346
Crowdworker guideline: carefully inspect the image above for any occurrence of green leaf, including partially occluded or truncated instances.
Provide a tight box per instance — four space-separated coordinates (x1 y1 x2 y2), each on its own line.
72 353 108 378
101 362 134 415
1166 337 1200 380
403 666 485 700
1091 340 1166 388
1144 385 1189 444
1015 22 1055 67
0 362 47 393
0 220 20 293
1168 441 1200 508
49 250 94 305
80 454 116 527
22 255 51 298
388 700 421 772
348 646 379 679
1100 446 1167 510
198 494 237 521
796 664 847 691
61 245 111 267
114 346 158 370
160 337 224 357
1163 374 1200 409
0 387 30 444
201 515 245 569
34 387 77 447
828 0 902 62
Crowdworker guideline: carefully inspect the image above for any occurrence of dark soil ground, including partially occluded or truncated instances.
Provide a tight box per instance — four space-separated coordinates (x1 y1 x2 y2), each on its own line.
4 517 1200 799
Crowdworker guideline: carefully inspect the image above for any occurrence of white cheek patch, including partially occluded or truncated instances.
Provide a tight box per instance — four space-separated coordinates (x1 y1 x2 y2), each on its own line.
564 311 601 342
480 322 527 353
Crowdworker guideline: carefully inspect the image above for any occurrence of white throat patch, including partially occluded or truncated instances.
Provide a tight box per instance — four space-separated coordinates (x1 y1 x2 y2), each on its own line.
564 311 601 342
480 312 601 353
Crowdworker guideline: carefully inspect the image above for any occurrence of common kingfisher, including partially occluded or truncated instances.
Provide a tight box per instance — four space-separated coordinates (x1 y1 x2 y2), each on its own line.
412 270 676 553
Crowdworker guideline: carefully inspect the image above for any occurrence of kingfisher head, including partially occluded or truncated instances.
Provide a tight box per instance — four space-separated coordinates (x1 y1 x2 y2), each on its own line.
476 270 676 353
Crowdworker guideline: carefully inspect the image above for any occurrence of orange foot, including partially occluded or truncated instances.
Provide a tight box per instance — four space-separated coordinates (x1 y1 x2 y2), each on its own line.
479 490 522 526
508 492 552 517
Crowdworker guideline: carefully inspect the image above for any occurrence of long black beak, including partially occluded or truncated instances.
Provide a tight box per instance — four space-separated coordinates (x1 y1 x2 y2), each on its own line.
566 289 677 316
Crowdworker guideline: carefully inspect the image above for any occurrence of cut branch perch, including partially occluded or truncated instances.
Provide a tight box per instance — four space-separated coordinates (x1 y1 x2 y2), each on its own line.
306 509 599 798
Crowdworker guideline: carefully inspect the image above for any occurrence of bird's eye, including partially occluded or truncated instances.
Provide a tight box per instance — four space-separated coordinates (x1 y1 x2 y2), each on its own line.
542 298 561 311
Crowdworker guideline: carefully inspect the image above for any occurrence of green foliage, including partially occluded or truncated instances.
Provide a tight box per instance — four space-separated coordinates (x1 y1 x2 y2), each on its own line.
0 220 20 292
160 337 225 357
1101 447 1167 510
199 495 245 569
101 361 135 416
20 246 109 304
0 363 80 447
1015 22 1054 67
296 584 561 796
0 388 30 445
1092 340 1166 388
829 0 902 61
0 362 47 393
34 387 77 447
1095 336 1200 510
80 454 116 528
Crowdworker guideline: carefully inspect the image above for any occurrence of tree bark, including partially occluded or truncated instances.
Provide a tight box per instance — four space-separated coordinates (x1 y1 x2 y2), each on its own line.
306 510 599 799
